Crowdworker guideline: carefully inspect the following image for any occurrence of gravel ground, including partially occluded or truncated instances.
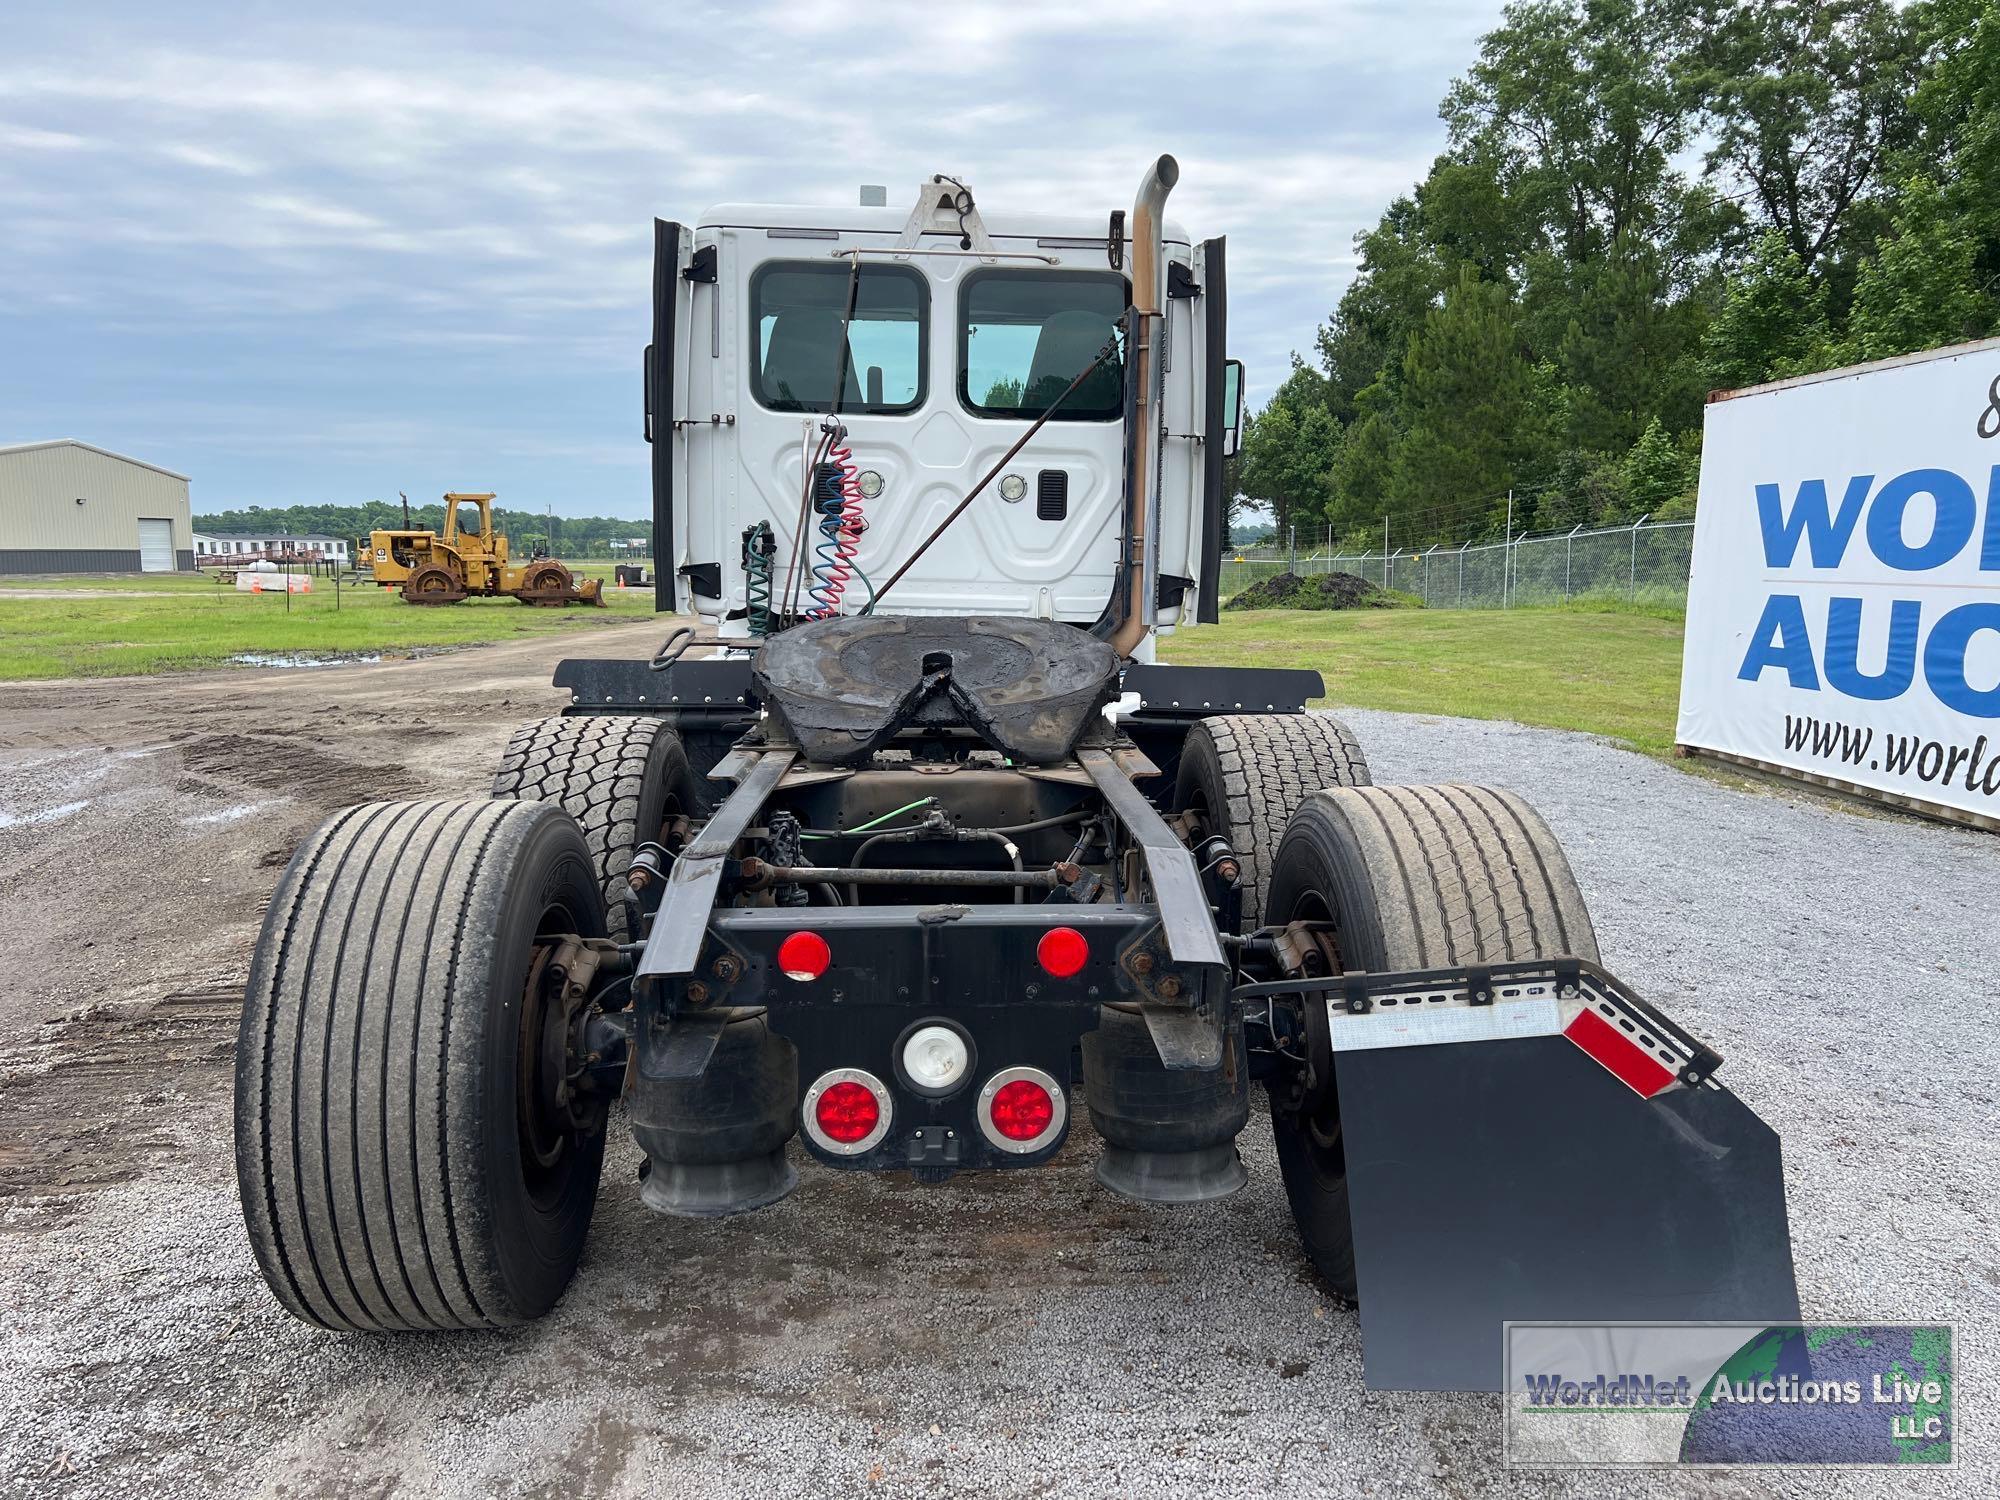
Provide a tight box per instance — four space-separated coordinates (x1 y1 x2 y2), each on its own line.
2 674 1995 1497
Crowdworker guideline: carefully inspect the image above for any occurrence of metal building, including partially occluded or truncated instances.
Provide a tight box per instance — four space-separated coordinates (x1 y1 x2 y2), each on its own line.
0 440 193 574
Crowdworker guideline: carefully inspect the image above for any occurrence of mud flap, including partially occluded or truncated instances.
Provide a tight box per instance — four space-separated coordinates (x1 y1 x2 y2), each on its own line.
1327 963 1800 1392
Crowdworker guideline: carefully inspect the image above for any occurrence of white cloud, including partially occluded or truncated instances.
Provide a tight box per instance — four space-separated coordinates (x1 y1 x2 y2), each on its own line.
0 0 1503 508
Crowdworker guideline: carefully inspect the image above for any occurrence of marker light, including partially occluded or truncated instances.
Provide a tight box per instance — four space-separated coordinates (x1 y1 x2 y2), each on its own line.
803 1068 892 1155
977 1065 1067 1154
901 1023 971 1093
999 473 1028 503
857 469 885 499
1036 926 1089 979
777 930 831 981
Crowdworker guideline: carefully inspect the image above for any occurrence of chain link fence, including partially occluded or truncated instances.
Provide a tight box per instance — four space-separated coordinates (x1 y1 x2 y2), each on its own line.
1220 519 1694 610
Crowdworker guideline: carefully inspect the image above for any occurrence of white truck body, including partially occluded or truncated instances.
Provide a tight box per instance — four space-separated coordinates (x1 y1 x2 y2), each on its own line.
645 181 1236 655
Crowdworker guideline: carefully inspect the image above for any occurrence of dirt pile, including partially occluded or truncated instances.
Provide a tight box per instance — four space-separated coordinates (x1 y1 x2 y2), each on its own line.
1225 570 1408 610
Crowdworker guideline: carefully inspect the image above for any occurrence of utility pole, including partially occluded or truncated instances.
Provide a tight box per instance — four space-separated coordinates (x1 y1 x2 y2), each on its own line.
1383 515 1390 589
1288 523 1296 574
1503 490 1514 609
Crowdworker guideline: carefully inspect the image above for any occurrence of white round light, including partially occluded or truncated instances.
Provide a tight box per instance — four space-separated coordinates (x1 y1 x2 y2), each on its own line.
998 473 1028 503
902 1024 970 1092
857 469 884 499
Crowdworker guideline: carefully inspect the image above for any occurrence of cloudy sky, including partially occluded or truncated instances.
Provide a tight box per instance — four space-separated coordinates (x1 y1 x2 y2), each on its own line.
1 1 1501 518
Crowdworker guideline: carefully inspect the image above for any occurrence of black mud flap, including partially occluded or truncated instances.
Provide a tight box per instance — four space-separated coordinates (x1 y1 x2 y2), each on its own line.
1327 963 1800 1392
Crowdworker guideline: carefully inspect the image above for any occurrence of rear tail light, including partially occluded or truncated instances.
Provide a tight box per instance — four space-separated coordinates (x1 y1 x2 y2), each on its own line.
803 1068 892 1155
899 1021 972 1094
1036 925 1089 979
976 1065 1066 1154
777 930 831 981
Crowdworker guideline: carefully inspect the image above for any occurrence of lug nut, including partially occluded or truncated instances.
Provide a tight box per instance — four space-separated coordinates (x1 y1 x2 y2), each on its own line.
1157 975 1182 999
1130 953 1154 975
685 980 710 1005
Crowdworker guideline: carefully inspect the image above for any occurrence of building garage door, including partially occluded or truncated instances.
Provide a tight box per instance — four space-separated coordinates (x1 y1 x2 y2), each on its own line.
137 518 175 572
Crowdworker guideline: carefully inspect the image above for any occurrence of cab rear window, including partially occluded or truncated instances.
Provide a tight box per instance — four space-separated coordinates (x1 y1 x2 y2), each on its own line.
959 270 1127 421
751 262 927 415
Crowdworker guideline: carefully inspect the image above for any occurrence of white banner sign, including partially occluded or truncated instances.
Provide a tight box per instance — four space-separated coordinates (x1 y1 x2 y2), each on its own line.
1677 338 2000 827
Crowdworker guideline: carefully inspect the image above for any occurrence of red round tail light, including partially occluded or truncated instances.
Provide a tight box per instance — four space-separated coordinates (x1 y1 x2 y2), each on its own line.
1036 925 1089 979
990 1079 1054 1140
815 1081 880 1142
977 1065 1067 1154
802 1068 891 1155
777 930 831 981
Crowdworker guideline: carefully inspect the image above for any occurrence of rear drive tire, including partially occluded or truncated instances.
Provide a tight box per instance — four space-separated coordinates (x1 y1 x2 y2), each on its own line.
235 797 608 1331
492 715 703 941
1173 712 1370 932
1264 783 1598 1299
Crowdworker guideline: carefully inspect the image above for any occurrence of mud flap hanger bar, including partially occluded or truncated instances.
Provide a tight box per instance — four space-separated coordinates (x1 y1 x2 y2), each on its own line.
1233 955 1725 1089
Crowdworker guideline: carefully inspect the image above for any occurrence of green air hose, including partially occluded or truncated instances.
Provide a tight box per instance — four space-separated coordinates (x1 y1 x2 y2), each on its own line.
799 797 938 840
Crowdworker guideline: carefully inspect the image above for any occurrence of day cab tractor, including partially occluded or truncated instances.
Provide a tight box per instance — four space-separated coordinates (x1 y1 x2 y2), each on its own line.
234 160 1799 1390
366 490 603 606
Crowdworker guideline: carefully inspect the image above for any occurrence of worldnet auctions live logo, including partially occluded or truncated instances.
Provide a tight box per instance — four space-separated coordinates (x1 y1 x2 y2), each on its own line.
1504 1323 1953 1469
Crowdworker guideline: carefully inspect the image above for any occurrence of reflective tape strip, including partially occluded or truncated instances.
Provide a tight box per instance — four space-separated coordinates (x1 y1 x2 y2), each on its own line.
1563 1006 1677 1098
1326 993 1564 1052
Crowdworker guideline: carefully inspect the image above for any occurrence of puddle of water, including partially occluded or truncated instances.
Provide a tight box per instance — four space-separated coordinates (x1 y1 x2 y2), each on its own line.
0 800 89 830
183 801 273 827
230 652 382 669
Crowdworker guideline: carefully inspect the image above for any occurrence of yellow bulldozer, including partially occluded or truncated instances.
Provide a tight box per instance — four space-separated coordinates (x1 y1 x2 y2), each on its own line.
367 492 603 607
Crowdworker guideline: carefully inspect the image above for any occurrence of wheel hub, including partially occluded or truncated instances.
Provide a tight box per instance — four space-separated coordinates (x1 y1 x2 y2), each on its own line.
517 938 614 1180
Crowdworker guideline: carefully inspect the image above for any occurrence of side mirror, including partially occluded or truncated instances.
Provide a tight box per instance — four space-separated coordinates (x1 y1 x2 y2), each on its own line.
1221 359 1246 457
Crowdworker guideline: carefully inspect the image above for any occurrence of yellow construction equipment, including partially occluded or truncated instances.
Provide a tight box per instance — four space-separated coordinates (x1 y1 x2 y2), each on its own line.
367 493 602 607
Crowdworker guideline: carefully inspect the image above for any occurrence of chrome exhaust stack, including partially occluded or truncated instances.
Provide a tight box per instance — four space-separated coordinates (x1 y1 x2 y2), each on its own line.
1101 153 1179 660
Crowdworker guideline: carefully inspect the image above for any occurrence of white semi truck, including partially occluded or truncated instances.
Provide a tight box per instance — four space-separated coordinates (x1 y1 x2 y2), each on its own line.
232 159 1799 1391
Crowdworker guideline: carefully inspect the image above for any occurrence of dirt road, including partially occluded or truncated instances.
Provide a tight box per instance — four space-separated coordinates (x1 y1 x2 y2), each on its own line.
2 632 1992 1498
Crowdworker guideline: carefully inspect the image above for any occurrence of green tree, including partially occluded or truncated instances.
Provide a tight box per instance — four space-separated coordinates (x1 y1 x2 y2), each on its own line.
1701 231 1836 389
1390 269 1534 532
1237 383 1341 535
1622 416 1691 515
1692 0 1921 277
1842 177 1992 360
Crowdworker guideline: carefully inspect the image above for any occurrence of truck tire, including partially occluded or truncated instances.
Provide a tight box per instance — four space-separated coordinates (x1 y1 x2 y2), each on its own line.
1264 783 1598 1299
492 715 703 941
235 797 607 1331
1173 713 1370 932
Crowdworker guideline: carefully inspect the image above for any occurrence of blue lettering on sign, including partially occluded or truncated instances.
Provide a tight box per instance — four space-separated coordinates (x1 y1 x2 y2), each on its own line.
1738 596 1820 690
1755 476 1872 568
1865 468 1977 571
1823 597 1919 700
1735 466 2000 715
1923 603 2000 718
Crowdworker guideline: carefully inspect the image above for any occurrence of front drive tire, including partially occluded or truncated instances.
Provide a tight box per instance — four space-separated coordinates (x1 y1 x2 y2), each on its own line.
1173 713 1371 933
492 715 703 942
235 797 607 1331
1264 783 1599 1300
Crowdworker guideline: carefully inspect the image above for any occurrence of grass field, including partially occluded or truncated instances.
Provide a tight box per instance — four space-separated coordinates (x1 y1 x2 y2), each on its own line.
0 568 658 679
0 573 1687 755
1162 603 1686 756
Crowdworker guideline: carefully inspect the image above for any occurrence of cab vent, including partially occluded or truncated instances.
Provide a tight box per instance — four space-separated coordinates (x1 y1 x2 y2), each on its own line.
1036 470 1068 522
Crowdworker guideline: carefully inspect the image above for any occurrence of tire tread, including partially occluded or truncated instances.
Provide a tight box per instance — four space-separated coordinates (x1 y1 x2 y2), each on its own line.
236 796 597 1332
